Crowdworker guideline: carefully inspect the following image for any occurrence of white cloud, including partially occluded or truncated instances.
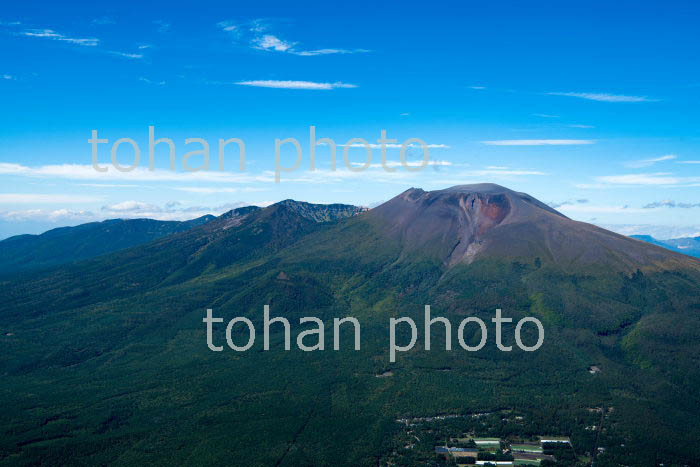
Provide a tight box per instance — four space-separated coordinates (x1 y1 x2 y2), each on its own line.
103 200 155 212
2 74 13 80
482 139 594 146
349 160 453 168
548 198 589 208
99 200 254 221
218 19 369 57
0 161 545 189
625 154 677 168
533 113 559 118
0 200 259 224
92 17 115 25
110 51 144 59
217 20 238 32
253 34 295 52
678 160 700 164
15 26 143 60
466 168 546 177
642 200 700 209
0 162 271 183
430 167 547 187
0 208 95 222
139 77 166 85
19 28 99 46
293 48 370 56
593 173 700 187
602 224 700 240
547 92 657 103
331 142 449 149
235 80 357 90
153 20 170 33
469 86 486 90
76 183 139 188
558 204 642 214
174 187 266 194
0 193 102 204
568 124 594 128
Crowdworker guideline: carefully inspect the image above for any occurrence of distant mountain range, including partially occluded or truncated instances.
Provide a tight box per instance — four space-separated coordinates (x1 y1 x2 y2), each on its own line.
0 215 216 275
631 234 700 258
1 184 699 465
2 195 695 277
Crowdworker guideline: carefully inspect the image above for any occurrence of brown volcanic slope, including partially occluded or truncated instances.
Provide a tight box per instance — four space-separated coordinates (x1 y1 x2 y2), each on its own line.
368 183 700 272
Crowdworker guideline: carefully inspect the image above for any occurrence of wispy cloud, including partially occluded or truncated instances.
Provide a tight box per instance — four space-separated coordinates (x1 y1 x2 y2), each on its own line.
642 200 700 209
0 161 414 185
92 17 115 26
464 168 546 177
2 74 14 80
603 224 700 240
14 25 144 59
174 187 266 194
678 160 700 164
533 113 559 118
293 48 370 56
568 124 595 129
432 167 547 187
0 193 102 203
547 92 657 103
348 160 453 169
235 80 357 90
99 200 252 221
153 20 170 33
592 173 700 186
217 21 238 32
76 183 139 188
332 142 449 149
482 139 594 146
625 154 677 168
253 34 295 52
0 208 95 222
469 86 486 90
19 28 99 46
548 199 589 209
139 77 166 85
0 162 268 183
557 204 642 214
102 200 156 213
109 51 144 59
218 19 369 57
0 201 254 224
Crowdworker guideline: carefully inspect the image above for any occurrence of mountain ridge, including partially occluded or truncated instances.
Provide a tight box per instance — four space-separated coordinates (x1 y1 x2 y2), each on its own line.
0 215 215 275
2 185 700 465
632 233 700 258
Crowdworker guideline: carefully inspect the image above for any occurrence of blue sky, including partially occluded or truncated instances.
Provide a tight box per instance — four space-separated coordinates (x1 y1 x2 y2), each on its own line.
1 0 700 239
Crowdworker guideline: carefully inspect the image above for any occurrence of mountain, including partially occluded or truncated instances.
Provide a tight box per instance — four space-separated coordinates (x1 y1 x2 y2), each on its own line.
0 215 216 275
1 185 700 466
370 184 693 270
665 236 700 257
632 234 700 258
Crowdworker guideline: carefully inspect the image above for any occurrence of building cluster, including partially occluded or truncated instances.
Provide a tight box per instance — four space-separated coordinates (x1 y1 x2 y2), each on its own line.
435 436 571 466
